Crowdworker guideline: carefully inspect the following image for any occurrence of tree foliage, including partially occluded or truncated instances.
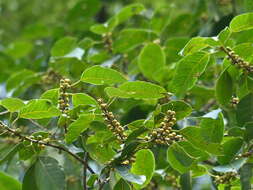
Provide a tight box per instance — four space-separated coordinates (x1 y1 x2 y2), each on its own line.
1 0 253 189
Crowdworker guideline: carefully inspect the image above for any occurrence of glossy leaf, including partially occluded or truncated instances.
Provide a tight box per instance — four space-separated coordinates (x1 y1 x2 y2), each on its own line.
182 37 220 55
107 3 145 31
86 143 116 164
230 13 253 32
217 137 243 164
240 163 253 190
0 172 21 190
6 69 38 92
20 99 61 119
22 165 39 190
170 52 210 97
40 88 59 106
167 143 195 174
236 93 253 127
131 149 155 188
200 113 224 144
72 93 98 108
244 122 253 142
160 100 192 120
90 3 145 34
113 29 157 53
213 159 246 172
216 70 233 107
0 143 23 165
105 81 166 99
180 126 223 155
138 43 165 81
35 157 65 190
0 98 25 112
114 179 131 190
164 37 189 63
51 36 77 57
81 65 127 85
116 165 146 185
177 141 209 161
65 114 95 144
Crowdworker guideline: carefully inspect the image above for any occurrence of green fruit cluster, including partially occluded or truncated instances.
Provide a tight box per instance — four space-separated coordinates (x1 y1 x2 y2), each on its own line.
98 98 127 143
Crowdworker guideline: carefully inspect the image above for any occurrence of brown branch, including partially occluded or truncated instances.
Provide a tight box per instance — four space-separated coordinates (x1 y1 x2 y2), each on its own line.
83 152 88 190
0 121 95 175
0 110 9 115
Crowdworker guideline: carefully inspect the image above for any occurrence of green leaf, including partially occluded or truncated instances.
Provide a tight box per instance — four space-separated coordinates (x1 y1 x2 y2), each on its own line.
244 122 253 142
78 37 96 50
90 24 109 35
72 93 98 108
114 179 131 190
177 141 209 161
170 52 210 97
6 69 38 92
160 100 192 120
105 81 166 99
218 27 231 44
240 163 253 190
0 171 21 190
230 13 253 32
216 69 233 107
20 99 61 119
35 157 65 190
138 43 165 81
180 126 223 155
217 137 243 165
116 165 146 185
87 174 98 187
164 37 189 63
200 113 224 144
0 98 25 112
5 41 33 59
182 37 220 55
213 158 247 172
125 127 148 144
81 65 127 85
90 3 145 34
236 93 253 127
40 88 59 106
51 36 77 57
191 165 207 178
65 114 95 144
0 143 23 165
107 3 145 32
22 165 39 190
167 143 195 174
86 143 116 164
180 172 192 189
131 149 155 188
113 29 157 53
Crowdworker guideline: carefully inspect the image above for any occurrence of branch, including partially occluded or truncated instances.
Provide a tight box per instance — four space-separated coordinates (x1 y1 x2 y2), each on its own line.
83 153 88 190
0 111 9 115
28 119 44 129
0 121 95 174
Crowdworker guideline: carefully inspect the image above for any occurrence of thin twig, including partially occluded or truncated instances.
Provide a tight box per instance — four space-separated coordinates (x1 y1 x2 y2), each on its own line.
11 116 19 126
0 121 95 174
70 80 81 88
0 110 9 115
99 171 111 190
83 152 88 190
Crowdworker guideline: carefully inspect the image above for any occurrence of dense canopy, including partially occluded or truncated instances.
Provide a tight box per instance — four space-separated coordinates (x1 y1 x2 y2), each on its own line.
1 0 253 190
